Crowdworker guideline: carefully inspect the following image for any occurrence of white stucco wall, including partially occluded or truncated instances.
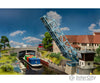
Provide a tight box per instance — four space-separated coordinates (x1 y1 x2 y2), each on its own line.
79 60 94 69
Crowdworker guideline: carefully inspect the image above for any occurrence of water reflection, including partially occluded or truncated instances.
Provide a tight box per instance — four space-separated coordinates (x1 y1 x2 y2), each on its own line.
25 65 66 75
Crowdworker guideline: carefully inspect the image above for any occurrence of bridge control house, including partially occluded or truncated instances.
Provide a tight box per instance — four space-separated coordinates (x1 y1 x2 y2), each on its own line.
76 51 96 74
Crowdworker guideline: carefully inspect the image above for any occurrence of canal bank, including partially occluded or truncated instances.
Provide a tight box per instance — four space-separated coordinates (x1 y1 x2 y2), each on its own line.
25 65 66 75
40 57 66 74
20 58 66 74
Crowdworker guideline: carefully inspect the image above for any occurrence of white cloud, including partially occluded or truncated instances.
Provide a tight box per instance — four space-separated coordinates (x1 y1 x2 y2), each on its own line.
40 34 44 37
10 40 25 48
9 30 26 36
60 27 70 31
47 11 62 26
46 11 70 32
10 40 32 48
10 40 24 46
23 36 42 43
88 23 100 32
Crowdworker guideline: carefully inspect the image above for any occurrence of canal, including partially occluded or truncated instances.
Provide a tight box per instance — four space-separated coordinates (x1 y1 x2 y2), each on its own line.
20 59 66 74
25 65 66 75
19 51 66 75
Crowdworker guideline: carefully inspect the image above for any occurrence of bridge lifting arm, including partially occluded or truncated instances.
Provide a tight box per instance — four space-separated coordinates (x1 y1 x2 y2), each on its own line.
40 15 79 65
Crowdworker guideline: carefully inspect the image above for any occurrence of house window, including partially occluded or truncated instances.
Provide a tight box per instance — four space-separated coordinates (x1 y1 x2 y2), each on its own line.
73 42 77 45
89 49 91 51
82 62 83 65
97 44 99 46
82 43 87 46
80 62 81 65
88 63 90 65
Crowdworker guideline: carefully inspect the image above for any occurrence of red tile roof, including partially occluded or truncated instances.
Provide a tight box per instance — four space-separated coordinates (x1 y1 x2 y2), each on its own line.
64 32 100 44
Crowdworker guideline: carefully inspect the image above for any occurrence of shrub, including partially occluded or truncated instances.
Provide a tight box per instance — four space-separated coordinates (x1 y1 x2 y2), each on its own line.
94 56 100 62
0 64 14 72
12 58 17 62
11 53 17 56
4 55 9 57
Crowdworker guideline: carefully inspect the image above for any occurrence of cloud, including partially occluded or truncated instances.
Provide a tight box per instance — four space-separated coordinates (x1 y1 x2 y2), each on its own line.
40 34 44 37
23 36 42 43
9 30 26 36
60 27 70 31
46 11 62 26
10 40 25 48
46 11 70 32
10 40 32 48
88 23 100 32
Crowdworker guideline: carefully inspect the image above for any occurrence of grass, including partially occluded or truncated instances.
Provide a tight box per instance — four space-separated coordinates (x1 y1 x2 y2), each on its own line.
0 69 21 75
0 55 16 64
0 50 20 75
1 50 9 54
93 65 100 75
40 51 48 57
40 51 69 65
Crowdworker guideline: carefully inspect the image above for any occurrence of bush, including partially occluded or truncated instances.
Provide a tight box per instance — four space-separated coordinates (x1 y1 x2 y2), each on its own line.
12 58 17 62
0 64 14 72
49 53 60 59
41 51 44 54
94 56 100 62
37 47 39 51
97 66 100 71
4 55 9 57
11 53 17 56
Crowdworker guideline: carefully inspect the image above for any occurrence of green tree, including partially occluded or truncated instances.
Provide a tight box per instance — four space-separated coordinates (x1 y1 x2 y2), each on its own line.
96 45 100 56
0 44 2 51
42 32 53 51
0 36 10 50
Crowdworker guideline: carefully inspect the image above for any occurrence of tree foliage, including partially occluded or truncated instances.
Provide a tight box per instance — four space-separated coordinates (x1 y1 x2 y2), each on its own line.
0 44 2 51
0 36 10 50
42 32 53 51
94 56 100 62
94 45 100 62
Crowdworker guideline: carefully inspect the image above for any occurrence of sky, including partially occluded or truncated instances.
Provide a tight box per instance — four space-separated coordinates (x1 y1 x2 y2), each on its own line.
0 9 100 48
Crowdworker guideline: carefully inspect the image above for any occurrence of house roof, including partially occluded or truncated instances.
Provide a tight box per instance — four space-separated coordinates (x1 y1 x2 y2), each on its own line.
64 32 100 44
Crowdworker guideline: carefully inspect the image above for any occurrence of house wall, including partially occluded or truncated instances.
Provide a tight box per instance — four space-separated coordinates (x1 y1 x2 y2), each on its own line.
53 40 100 53
79 60 94 69
65 64 76 74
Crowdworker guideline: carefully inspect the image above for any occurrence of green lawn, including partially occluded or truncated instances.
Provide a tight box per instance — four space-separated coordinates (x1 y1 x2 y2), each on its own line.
0 55 16 64
93 65 100 75
0 69 21 75
40 51 69 65
40 51 48 57
0 50 20 75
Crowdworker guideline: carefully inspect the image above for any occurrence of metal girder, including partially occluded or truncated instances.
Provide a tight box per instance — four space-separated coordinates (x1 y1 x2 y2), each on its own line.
40 15 79 64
